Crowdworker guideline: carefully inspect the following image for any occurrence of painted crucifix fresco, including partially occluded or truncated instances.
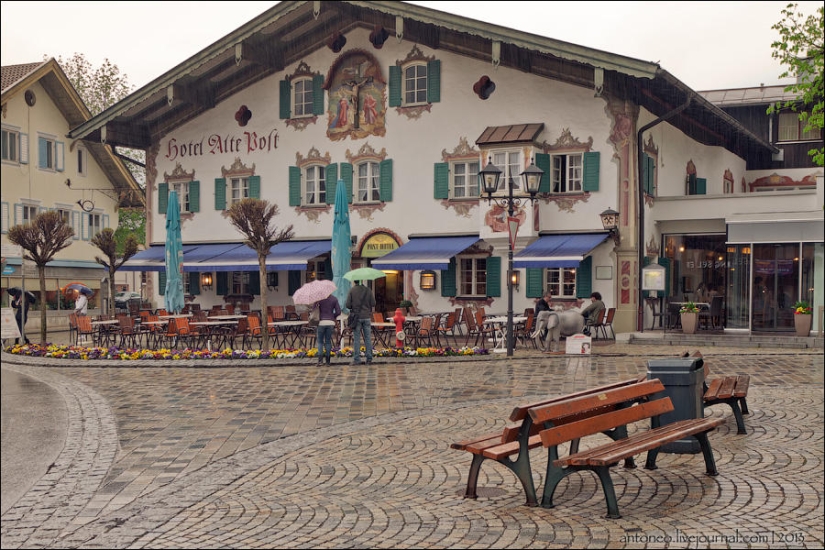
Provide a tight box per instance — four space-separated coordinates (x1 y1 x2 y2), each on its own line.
326 50 386 141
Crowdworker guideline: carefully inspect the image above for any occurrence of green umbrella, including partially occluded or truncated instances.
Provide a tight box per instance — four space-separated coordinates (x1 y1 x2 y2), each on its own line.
343 267 386 282
164 190 185 314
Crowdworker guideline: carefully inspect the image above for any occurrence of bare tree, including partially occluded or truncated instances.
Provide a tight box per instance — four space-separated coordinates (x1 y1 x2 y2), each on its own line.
91 228 139 314
7 211 74 344
227 199 294 350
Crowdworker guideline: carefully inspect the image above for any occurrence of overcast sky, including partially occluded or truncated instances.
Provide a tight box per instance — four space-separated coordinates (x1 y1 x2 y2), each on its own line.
1 1 820 93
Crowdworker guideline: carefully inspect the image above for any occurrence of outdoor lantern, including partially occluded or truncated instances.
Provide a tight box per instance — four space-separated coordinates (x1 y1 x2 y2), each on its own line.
520 159 543 196
479 156 502 195
420 270 437 290
600 207 620 244
510 270 520 291
201 272 213 290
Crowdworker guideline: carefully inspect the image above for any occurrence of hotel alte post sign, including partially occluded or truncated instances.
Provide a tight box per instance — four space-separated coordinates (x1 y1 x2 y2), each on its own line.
361 233 399 258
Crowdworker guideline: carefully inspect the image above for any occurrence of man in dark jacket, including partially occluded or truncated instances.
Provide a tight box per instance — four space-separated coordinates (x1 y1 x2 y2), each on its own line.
345 280 376 364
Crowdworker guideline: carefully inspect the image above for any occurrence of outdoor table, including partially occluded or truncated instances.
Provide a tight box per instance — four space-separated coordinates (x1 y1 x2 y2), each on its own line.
159 313 193 319
268 320 309 348
191 320 239 349
92 319 120 346
483 316 527 353
207 314 248 321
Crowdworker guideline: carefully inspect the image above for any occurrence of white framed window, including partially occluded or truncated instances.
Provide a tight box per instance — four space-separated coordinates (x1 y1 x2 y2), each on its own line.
452 160 479 198
89 212 103 238
77 146 87 176
778 111 820 142
356 161 380 203
551 153 583 193
37 135 63 171
2 127 20 163
459 256 487 297
492 150 522 193
304 165 326 205
22 204 39 224
231 271 251 294
230 176 250 205
56 208 72 225
403 63 428 105
545 267 577 298
293 77 314 117
172 182 190 212
305 259 328 282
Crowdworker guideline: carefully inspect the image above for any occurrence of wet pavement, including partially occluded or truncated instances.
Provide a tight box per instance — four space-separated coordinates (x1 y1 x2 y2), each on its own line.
1 338 822 548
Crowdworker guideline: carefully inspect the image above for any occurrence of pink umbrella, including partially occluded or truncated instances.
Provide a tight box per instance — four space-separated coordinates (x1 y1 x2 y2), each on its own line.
292 279 338 306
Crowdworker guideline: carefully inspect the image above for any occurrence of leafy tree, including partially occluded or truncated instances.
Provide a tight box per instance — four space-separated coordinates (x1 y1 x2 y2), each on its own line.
113 207 146 254
7 211 74 344
52 52 147 185
227 199 294 350
769 3 824 166
91 228 139 314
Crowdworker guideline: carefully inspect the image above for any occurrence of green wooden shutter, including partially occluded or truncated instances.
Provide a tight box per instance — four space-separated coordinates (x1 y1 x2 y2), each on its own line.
214 178 226 210
687 174 697 195
312 74 325 115
288 166 301 206
326 164 338 204
19 133 28 164
248 271 260 295
389 65 402 107
158 183 168 214
216 272 229 296
426 59 441 103
188 181 200 212
583 151 600 192
340 162 353 204
526 268 544 298
158 271 166 296
279 79 291 119
249 175 261 199
441 258 456 297
288 271 302 295
434 163 449 199
695 177 707 195
486 256 501 297
323 256 332 279
379 159 393 202
56 141 64 172
38 137 48 169
576 256 593 298
643 154 655 195
189 272 201 295
535 153 551 193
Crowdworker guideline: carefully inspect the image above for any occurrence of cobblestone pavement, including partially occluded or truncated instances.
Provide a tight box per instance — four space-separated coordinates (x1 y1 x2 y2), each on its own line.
1 342 823 549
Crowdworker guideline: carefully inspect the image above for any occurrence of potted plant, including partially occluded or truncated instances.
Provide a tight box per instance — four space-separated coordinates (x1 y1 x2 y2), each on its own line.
679 301 700 334
399 299 413 314
792 300 813 336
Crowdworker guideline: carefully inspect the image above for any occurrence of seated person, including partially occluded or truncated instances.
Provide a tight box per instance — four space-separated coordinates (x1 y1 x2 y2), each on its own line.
531 292 553 339
580 292 605 336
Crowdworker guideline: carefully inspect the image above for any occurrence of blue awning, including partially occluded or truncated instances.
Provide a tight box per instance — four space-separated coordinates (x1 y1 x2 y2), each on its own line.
370 235 479 271
182 243 248 272
265 240 332 270
513 233 609 268
120 244 201 272
187 240 332 271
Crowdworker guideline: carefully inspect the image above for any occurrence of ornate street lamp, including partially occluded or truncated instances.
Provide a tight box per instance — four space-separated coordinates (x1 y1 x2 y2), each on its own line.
479 156 543 356
600 207 620 245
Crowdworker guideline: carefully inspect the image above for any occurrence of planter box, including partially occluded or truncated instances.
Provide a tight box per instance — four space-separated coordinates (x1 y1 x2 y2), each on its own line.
794 314 812 336
681 312 698 334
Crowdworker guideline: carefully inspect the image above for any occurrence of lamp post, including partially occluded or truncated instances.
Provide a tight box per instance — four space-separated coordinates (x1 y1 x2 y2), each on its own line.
479 156 543 356
599 207 620 245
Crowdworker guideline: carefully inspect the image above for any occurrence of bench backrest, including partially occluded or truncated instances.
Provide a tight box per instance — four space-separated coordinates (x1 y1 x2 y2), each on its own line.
529 378 673 448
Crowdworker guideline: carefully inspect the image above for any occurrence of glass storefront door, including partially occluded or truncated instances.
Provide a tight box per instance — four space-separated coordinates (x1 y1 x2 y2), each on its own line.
751 243 800 331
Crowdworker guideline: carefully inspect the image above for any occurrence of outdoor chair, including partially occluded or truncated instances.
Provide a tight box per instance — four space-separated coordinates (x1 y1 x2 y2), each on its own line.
75 315 96 346
116 315 139 348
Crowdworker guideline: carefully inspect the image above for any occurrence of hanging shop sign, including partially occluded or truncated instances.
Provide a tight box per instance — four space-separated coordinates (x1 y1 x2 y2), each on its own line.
361 233 399 258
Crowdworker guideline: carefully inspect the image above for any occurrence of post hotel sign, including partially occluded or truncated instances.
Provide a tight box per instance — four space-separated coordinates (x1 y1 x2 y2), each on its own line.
361 233 399 258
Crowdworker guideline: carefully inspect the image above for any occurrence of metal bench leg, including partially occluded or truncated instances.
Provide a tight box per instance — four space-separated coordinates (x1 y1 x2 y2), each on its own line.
727 399 747 435
502 453 538 507
740 397 750 415
694 431 719 476
462 454 485 500
594 466 622 519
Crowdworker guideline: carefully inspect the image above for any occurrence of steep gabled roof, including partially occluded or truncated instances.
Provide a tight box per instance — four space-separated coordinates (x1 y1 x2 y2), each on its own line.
1 59 144 207
68 0 775 158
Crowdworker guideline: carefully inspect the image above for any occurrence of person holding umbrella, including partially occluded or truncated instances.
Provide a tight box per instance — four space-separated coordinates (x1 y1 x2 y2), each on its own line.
74 289 88 316
8 288 33 344
346 279 376 365
314 292 341 366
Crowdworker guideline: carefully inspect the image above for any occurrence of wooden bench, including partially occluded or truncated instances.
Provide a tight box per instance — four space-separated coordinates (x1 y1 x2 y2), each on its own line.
529 378 723 519
688 351 750 434
450 375 647 507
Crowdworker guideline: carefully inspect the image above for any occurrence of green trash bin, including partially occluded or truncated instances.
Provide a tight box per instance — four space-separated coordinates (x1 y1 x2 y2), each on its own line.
647 355 705 453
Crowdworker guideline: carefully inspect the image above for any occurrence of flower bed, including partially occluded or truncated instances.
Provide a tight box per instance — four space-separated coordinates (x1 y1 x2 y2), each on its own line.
3 343 489 361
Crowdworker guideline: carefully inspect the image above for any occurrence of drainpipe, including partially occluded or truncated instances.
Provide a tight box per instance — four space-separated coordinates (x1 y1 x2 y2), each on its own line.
636 95 692 331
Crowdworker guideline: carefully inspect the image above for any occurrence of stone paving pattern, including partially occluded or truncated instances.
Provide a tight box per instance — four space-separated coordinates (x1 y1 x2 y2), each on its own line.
1 342 823 548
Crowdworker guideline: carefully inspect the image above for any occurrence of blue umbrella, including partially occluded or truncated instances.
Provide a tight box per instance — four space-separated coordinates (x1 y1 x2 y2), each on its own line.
330 179 352 312
164 190 185 314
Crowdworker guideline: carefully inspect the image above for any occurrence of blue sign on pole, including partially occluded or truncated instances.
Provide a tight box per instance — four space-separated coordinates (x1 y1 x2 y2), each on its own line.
2 266 14 275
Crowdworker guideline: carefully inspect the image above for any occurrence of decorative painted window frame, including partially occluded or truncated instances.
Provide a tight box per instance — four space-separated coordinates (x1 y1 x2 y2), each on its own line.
295 147 332 221
537 128 594 213
439 137 481 217
346 142 387 220
221 158 256 209
393 45 435 120
285 61 321 131
164 163 197 221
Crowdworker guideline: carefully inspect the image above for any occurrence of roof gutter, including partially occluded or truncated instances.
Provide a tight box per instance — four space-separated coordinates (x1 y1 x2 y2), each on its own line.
636 95 693 332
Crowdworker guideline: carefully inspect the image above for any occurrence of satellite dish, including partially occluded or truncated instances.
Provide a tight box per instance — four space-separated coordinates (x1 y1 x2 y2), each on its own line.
25 90 36 106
